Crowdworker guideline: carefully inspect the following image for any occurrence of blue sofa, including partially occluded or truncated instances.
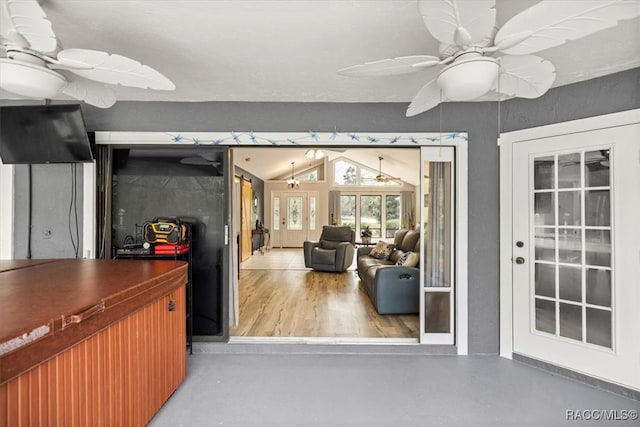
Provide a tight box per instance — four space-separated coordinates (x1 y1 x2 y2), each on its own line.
356 229 420 314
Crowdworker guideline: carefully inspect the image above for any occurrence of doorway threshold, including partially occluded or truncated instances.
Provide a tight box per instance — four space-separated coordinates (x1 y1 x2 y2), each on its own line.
194 337 457 355
230 336 418 345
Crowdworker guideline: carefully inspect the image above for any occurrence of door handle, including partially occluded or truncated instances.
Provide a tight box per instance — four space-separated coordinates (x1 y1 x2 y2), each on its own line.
515 257 525 264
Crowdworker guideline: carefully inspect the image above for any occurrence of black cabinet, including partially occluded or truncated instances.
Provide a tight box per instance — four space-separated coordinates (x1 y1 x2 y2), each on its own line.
114 225 193 354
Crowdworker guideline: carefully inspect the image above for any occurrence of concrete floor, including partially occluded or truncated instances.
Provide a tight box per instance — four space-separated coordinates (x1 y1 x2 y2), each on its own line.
149 352 639 427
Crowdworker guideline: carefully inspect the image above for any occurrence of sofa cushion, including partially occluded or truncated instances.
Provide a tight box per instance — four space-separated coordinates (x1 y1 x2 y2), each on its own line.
399 229 420 252
395 251 419 267
369 241 393 260
393 230 408 247
320 239 340 250
312 247 336 265
388 249 404 264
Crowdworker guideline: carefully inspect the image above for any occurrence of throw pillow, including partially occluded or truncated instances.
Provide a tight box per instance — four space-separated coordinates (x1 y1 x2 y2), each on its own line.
395 251 419 267
369 241 393 260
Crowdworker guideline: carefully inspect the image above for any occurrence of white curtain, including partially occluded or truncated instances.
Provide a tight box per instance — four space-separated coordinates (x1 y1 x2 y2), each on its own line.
425 162 452 287
400 191 414 229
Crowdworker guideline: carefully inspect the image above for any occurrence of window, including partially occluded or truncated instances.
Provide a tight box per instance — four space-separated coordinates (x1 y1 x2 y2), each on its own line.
298 169 318 182
309 196 317 230
360 195 382 238
334 160 357 185
339 195 356 228
334 158 402 186
385 195 401 238
273 197 280 230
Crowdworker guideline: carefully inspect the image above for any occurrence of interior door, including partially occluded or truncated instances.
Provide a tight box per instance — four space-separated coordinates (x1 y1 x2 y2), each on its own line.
512 123 640 390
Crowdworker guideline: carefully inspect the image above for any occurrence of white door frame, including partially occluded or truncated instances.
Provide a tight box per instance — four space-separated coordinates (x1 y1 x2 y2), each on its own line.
499 109 640 359
78 131 467 352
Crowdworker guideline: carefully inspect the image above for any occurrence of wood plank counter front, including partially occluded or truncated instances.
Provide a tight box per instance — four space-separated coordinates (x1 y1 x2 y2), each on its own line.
0 259 188 427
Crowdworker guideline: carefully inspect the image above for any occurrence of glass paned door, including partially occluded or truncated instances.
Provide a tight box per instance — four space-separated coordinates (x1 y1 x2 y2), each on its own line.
512 120 640 390
532 151 613 348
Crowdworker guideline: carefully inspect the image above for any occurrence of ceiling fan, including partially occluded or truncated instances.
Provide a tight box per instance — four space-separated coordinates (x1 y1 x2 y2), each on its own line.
374 156 401 183
338 0 640 117
0 0 175 108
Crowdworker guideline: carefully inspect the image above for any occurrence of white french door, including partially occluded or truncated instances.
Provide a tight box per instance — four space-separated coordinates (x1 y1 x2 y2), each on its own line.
511 122 640 390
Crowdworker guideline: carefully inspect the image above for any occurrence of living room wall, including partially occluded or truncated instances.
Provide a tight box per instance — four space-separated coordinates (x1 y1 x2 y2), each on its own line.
77 66 639 354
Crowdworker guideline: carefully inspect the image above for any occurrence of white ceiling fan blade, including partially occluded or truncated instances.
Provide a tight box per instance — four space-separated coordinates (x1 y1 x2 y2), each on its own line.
61 76 117 108
468 90 514 102
180 157 221 166
495 55 555 99
495 0 640 55
406 79 444 117
337 55 442 76
5 0 57 52
56 48 175 90
419 0 496 47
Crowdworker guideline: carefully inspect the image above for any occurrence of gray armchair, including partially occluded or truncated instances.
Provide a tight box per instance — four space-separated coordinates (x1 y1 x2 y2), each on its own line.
303 226 355 272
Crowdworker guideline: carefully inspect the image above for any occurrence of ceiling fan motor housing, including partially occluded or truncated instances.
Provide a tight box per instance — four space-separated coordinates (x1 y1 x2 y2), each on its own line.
436 54 499 101
0 57 67 99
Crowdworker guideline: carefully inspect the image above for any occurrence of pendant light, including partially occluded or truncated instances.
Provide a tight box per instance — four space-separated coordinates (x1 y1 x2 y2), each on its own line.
287 162 300 189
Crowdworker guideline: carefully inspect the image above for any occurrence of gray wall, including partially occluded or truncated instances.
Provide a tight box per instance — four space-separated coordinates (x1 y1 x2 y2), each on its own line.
13 163 84 259
75 67 639 354
235 166 264 227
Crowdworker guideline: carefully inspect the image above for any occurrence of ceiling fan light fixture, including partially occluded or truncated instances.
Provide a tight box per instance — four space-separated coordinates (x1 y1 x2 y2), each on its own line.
0 59 67 99
436 56 499 101
305 149 324 160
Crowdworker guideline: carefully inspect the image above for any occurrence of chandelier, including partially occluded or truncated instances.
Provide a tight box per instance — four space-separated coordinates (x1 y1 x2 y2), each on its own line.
287 162 300 189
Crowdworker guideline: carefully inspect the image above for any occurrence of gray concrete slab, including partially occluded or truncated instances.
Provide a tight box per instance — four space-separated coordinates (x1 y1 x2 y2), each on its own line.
149 353 639 427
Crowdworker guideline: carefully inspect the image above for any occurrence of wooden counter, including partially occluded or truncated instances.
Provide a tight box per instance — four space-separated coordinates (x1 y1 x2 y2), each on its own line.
0 259 188 427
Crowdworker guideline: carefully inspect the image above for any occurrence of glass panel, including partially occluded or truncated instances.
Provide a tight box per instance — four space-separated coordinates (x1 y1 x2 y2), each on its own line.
558 266 582 302
586 268 611 307
535 298 556 334
534 193 555 226
534 228 555 262
360 195 382 238
309 197 316 231
585 190 610 226
424 292 450 333
298 169 318 182
585 149 610 187
287 197 302 230
558 153 581 189
559 303 582 341
273 197 280 230
585 229 611 267
334 160 357 185
534 156 554 190
424 162 452 288
385 195 400 238
535 263 555 298
586 308 612 348
360 168 379 186
339 195 355 228
558 191 581 226
558 228 581 264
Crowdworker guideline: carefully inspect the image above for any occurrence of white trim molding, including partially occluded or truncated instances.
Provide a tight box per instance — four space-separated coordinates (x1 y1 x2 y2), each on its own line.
95 131 469 353
0 161 14 260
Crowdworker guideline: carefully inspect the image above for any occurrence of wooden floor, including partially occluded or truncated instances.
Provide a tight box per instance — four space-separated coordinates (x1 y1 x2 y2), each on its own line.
231 249 419 338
